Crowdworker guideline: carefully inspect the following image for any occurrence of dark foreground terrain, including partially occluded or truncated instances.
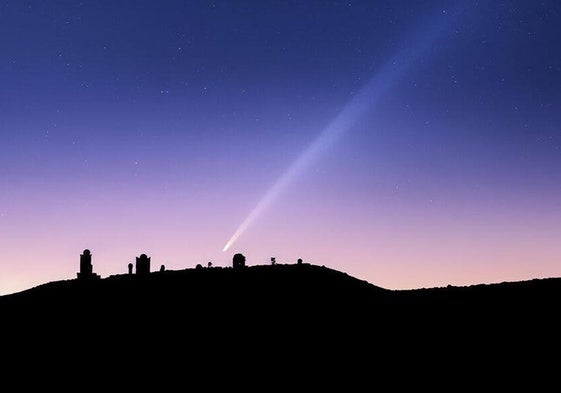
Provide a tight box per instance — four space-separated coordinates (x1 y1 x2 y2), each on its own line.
2 263 560 378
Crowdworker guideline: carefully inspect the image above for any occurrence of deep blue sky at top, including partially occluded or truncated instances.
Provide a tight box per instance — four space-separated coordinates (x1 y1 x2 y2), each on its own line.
2 1 560 189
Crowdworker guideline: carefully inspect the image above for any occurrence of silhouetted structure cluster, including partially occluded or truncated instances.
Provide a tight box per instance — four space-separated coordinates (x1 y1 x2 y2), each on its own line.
77 249 100 280
75 248 307 280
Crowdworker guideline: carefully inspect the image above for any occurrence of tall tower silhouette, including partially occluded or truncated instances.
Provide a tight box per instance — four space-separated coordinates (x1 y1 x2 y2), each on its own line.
77 249 100 280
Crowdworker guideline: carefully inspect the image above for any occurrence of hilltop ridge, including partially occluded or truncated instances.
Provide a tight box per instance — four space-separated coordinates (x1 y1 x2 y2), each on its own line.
2 260 560 375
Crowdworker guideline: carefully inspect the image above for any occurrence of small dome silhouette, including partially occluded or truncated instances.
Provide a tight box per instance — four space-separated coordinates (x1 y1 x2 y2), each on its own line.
140 253 148 259
83 249 91 255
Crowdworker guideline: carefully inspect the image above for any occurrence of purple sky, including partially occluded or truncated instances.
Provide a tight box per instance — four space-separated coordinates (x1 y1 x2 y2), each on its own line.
1 1 560 295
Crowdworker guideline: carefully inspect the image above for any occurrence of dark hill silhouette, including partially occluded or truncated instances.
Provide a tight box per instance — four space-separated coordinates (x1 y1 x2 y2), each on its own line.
3 263 561 335
1 263 387 327
2 263 560 379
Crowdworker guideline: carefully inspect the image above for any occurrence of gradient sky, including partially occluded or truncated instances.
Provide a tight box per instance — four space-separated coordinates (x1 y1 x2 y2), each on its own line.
1 0 560 295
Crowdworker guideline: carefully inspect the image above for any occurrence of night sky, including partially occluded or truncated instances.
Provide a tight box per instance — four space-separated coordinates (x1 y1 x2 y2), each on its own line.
1 0 560 295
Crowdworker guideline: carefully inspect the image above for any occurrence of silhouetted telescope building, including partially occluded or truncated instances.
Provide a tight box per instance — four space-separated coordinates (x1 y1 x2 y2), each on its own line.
77 249 100 280
136 254 151 275
233 253 246 269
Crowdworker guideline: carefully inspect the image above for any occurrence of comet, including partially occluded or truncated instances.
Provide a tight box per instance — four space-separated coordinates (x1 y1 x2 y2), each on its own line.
223 4 467 252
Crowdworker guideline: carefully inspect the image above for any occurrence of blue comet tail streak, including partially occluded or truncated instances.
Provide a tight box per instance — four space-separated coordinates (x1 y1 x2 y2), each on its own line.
223 4 467 252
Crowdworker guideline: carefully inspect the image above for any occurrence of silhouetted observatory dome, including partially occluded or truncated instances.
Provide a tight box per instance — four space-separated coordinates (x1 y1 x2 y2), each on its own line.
83 249 91 256
233 253 246 268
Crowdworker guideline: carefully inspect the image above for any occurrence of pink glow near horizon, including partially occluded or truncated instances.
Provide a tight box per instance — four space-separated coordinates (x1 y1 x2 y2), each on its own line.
2 177 560 295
